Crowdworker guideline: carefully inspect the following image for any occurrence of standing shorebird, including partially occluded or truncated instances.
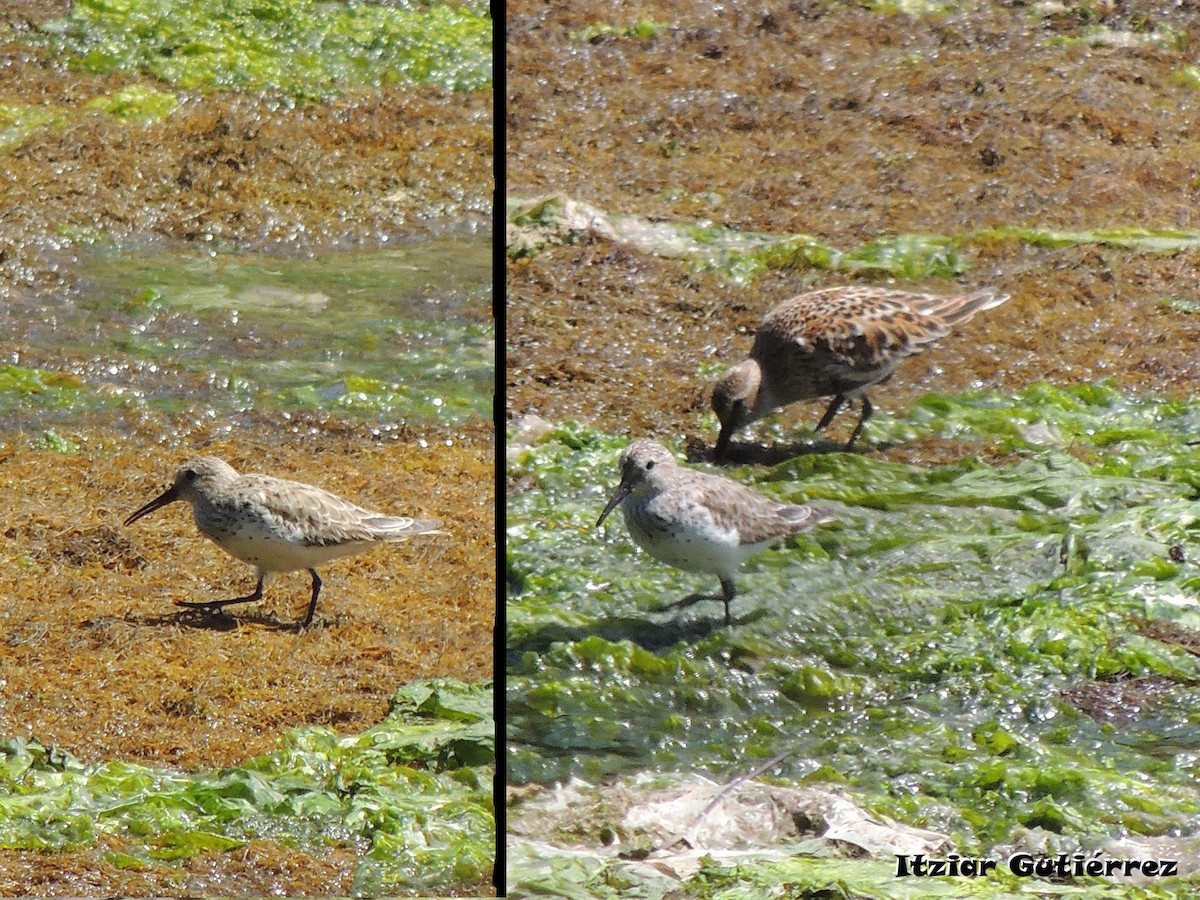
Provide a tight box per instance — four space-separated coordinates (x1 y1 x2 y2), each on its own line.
711 286 1010 457
596 440 835 625
124 457 441 626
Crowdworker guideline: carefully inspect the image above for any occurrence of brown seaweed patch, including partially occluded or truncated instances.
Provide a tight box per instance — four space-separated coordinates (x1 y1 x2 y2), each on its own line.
1133 616 1200 657
1061 674 1183 725
0 835 360 897
0 417 494 771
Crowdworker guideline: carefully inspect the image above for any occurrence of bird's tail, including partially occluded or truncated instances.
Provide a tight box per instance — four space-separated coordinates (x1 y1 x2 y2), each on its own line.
783 504 837 534
367 517 444 540
908 288 1010 325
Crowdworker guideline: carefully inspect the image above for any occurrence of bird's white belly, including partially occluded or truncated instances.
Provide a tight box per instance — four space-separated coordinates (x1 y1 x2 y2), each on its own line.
197 512 368 572
625 504 762 577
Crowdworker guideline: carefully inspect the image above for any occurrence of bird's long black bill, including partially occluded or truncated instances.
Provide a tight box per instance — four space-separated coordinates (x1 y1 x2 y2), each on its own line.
123 485 180 526
595 479 634 528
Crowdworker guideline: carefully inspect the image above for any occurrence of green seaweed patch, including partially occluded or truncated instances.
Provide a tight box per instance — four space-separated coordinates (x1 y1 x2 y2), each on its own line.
33 0 492 100
969 225 1200 254
1160 296 1200 314
508 195 1200 282
779 380 1200 459
507 387 1200 851
839 233 967 279
36 429 83 454
861 0 957 15
85 85 179 121
0 104 64 154
0 365 87 412
1043 24 1187 51
686 856 988 900
1175 65 1200 90
0 89 178 155
0 679 493 894
568 20 669 43
274 370 489 424
507 195 969 280
728 229 961 280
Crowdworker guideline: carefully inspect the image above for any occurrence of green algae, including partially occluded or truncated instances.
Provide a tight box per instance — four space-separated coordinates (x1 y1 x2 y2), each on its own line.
0 679 494 894
1175 65 1200 90
507 196 967 280
36 429 83 454
33 0 492 100
0 104 64 154
0 365 85 412
507 196 1200 282
861 0 959 15
507 384 1200 892
3 88 171 157
1044 24 1187 51
970 226 1200 254
568 21 669 43
1160 297 1200 314
4 0 493 155
508 848 1177 900
85 85 180 121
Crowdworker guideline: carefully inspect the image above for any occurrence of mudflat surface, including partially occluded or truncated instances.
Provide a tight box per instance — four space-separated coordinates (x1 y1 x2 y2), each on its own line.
506 1 1200 455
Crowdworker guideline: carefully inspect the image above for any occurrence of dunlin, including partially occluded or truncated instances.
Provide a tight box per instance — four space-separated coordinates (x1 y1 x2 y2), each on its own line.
124 457 441 626
595 440 835 625
711 286 1010 457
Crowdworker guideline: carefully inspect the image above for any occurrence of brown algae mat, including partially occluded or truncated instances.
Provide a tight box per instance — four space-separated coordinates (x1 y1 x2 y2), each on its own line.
0 420 494 769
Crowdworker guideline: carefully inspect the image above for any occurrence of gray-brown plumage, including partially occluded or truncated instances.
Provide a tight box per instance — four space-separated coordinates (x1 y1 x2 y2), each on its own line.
124 457 441 626
711 286 1010 457
596 440 835 625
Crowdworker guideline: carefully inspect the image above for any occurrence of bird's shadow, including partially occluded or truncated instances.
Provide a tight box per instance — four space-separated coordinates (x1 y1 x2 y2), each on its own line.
686 436 883 467
507 602 771 659
123 606 307 633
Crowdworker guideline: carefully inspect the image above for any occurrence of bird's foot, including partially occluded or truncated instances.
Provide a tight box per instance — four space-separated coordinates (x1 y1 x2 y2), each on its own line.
174 602 232 618
658 592 724 614
175 596 259 614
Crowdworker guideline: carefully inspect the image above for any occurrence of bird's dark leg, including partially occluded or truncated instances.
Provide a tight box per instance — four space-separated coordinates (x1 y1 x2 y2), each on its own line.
302 569 322 627
814 394 847 433
659 592 715 613
844 393 874 449
659 576 738 626
176 574 264 613
719 576 736 626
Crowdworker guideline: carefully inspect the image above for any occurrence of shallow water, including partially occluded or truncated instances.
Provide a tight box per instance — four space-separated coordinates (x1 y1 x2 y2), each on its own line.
3 237 493 433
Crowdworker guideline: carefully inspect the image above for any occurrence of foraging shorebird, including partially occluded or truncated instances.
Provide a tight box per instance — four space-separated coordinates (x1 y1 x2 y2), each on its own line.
596 440 835 625
124 456 441 626
711 286 1011 456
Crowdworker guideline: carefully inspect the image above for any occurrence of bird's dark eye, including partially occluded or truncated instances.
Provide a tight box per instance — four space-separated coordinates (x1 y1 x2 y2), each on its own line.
645 460 656 471
183 469 197 482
